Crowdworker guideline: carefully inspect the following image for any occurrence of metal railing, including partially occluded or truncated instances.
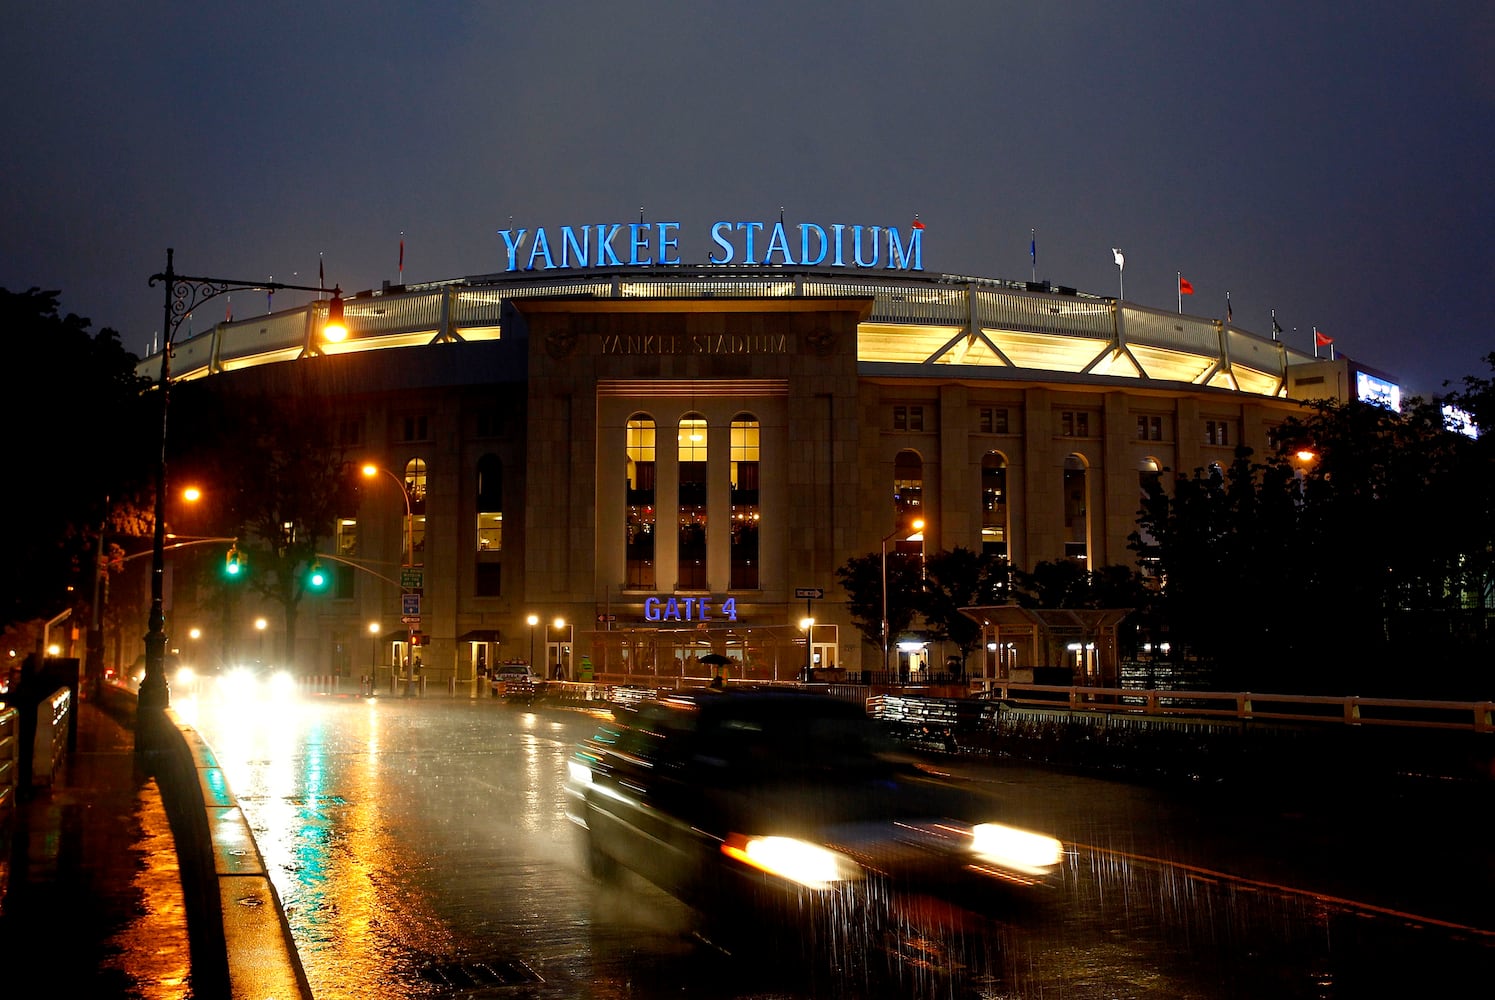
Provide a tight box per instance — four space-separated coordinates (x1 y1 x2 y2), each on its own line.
966 681 1495 734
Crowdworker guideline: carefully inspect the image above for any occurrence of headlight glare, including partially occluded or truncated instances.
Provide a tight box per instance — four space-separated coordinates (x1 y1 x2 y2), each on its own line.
721 834 863 889
970 822 1064 874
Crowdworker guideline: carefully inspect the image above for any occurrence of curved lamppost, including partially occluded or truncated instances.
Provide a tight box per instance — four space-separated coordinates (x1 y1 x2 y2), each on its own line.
880 517 925 675
361 464 415 695
139 249 345 734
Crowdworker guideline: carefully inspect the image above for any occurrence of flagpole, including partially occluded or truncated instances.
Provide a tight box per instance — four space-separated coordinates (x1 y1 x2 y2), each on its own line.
1312 326 1319 358
1031 229 1037 283
1177 272 1182 314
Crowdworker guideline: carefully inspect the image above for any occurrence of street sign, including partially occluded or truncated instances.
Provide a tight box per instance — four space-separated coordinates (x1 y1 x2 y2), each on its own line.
402 593 421 616
794 587 824 599
401 569 424 590
596 614 617 622
400 615 421 625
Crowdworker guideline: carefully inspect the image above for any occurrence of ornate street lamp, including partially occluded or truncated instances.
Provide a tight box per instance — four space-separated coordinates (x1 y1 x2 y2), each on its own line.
139 249 345 733
361 464 415 695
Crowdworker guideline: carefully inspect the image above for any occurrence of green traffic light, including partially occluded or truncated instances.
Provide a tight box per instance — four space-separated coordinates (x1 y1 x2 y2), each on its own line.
225 545 244 578
308 561 328 591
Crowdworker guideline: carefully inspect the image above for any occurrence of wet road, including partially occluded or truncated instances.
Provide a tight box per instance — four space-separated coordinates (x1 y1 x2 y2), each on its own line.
181 691 1495 999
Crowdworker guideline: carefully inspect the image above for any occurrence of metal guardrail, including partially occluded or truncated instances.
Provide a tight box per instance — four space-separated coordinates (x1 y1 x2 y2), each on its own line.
964 682 1495 733
0 705 17 819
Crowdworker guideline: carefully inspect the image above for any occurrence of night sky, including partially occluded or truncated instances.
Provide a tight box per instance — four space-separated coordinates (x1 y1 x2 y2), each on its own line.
4 2 1491 398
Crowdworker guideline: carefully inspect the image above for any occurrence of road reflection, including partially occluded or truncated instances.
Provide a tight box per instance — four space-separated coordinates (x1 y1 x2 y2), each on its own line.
187 694 1495 999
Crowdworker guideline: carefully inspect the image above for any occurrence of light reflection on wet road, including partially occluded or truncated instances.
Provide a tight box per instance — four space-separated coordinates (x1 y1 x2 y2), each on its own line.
183 692 1495 999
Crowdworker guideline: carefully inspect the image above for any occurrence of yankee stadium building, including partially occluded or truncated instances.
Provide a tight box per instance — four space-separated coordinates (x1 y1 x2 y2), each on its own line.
137 215 1400 693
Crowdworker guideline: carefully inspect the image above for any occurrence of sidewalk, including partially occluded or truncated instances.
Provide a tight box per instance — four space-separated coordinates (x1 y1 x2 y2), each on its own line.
0 695 193 999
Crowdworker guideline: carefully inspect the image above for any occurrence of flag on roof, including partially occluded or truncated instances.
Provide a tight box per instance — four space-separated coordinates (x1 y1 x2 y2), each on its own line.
1178 276 1194 295
1315 329 1333 347
1112 248 1125 268
911 216 925 230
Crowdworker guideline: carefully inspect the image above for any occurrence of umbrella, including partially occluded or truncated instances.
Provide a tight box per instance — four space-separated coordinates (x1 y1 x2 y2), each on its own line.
699 653 731 667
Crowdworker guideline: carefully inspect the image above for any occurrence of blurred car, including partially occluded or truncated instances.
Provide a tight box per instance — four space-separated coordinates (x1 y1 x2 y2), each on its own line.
564 688 1065 980
215 660 297 700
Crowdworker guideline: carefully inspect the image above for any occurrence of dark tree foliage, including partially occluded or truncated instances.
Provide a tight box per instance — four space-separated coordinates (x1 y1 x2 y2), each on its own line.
835 550 925 655
0 288 154 634
170 372 362 667
921 546 1011 668
1132 382 1493 698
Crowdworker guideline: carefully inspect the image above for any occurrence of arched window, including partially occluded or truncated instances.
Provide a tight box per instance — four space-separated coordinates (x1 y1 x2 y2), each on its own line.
729 413 760 590
476 455 503 552
678 414 708 589
980 452 1008 558
893 450 923 521
1136 457 1162 551
625 415 656 589
1063 454 1088 564
404 458 427 566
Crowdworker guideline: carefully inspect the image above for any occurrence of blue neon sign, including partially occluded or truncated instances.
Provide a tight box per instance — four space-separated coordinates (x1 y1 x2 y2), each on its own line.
496 218 924 273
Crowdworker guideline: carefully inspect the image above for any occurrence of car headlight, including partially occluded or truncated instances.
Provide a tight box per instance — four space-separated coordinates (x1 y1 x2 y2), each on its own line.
174 666 196 687
721 834 864 890
266 670 296 696
969 822 1064 875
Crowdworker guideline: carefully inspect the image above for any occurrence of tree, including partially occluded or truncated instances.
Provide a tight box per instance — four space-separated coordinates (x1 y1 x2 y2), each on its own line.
834 550 925 660
921 546 1011 670
171 374 361 669
0 287 153 639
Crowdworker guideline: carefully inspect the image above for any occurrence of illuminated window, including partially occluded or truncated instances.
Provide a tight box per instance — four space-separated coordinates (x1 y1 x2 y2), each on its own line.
1205 420 1232 446
893 450 923 551
678 414 708 590
893 405 925 431
476 455 503 552
730 414 760 590
404 458 427 566
980 453 1008 558
626 415 656 589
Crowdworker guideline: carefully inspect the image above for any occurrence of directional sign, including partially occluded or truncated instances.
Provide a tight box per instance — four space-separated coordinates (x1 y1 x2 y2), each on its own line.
596 614 617 622
400 615 421 625
794 588 824 599
400 569 424 590
401 593 421 616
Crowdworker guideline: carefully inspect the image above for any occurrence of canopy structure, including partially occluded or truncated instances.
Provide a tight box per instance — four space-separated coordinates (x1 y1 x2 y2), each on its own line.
958 606 1133 687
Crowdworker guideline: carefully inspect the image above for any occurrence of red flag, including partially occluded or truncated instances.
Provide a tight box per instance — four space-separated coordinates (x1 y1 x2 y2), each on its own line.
911 217 925 230
1178 277 1194 295
1315 330 1333 347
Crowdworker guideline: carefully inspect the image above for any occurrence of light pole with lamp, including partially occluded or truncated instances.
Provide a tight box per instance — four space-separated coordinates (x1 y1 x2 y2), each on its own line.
800 616 815 682
140 249 345 732
881 516 925 676
361 464 415 695
527 614 539 673
552 617 568 680
367 621 380 693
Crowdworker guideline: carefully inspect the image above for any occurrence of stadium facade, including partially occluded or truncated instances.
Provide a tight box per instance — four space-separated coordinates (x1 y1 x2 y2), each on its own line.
138 235 1403 691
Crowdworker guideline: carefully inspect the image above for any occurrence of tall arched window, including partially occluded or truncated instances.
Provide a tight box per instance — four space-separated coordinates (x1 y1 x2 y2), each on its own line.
893 450 923 521
404 458 427 566
1063 453 1088 564
625 415 656 589
980 452 1008 558
729 413 760 589
678 414 708 590
476 455 503 552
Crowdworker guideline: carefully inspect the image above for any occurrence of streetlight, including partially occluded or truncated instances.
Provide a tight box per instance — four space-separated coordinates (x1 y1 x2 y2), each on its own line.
368 621 381 691
362 463 415 695
881 516 925 675
526 614 539 674
552 617 567 680
140 249 345 729
800 616 815 682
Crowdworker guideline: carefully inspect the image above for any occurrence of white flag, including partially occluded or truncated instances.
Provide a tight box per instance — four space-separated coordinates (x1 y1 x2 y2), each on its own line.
1112 248 1125 269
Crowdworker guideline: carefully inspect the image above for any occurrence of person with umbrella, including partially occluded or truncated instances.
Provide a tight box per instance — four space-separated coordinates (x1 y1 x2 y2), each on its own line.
701 652 731 689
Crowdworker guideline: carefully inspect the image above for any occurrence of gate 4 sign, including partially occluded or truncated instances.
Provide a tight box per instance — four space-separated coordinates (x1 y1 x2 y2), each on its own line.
401 593 421 616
